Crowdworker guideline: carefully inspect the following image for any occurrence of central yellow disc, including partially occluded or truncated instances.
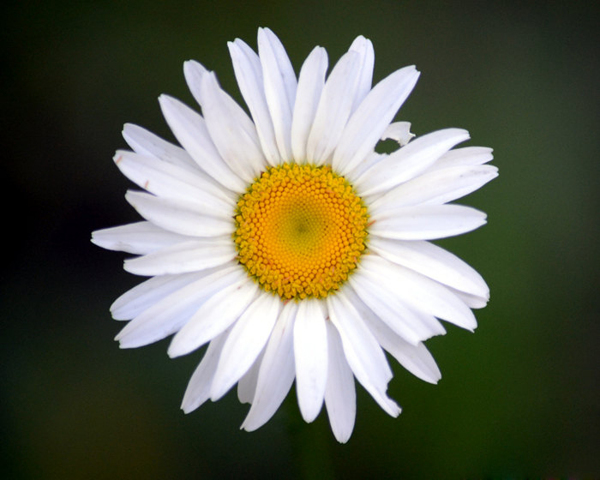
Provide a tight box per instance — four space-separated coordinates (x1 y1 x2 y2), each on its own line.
234 163 369 300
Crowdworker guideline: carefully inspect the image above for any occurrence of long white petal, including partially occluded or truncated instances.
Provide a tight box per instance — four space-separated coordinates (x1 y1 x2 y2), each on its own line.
110 271 208 321
324 321 356 444
426 146 494 172
124 237 237 276
370 164 498 210
158 94 246 192
355 128 470 196
345 287 441 384
369 204 487 240
168 275 259 357
122 123 197 170
210 293 280 400
360 255 477 330
92 221 187 255
125 190 234 238
258 27 297 161
291 46 328 162
115 265 240 348
242 301 298 431
306 51 361 165
199 72 266 181
349 266 445 345
333 66 420 176
228 39 281 166
181 329 230 413
368 237 489 299
347 35 375 113
294 299 328 422
327 294 400 417
114 150 235 213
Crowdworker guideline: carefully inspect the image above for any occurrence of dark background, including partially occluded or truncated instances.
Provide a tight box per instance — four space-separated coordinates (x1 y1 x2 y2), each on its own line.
2 0 599 478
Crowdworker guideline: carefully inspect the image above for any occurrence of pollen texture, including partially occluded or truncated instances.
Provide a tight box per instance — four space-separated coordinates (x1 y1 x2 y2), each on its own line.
234 163 369 300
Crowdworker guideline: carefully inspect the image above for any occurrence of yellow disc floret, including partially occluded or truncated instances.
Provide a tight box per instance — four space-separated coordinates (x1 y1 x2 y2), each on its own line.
234 163 369 300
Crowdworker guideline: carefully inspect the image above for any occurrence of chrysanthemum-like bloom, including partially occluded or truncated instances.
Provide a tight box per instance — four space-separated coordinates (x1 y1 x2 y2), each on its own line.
92 28 496 443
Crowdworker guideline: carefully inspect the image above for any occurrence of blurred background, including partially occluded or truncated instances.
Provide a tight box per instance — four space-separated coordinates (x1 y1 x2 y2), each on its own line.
2 0 599 478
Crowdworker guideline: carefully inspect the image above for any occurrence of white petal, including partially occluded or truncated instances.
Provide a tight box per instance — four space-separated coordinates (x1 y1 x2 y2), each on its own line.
242 301 297 431
124 237 237 276
381 121 414 147
327 294 400 417
210 293 280 400
168 275 259 357
361 255 477 331
158 94 246 192
369 204 487 240
426 146 494 173
237 348 264 404
181 328 230 413
114 150 235 213
347 35 375 113
92 221 186 255
115 264 240 348
125 190 234 238
122 123 197 171
345 287 442 383
291 47 328 162
333 66 420 176
258 27 297 161
228 39 281 166
306 51 361 165
368 237 489 299
355 128 470 196
111 271 208 321
294 299 328 422
324 321 356 443
370 164 498 210
183 59 209 107
349 265 445 344
199 72 266 181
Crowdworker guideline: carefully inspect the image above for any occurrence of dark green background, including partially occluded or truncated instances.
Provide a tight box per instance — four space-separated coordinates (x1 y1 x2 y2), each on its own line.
3 0 599 478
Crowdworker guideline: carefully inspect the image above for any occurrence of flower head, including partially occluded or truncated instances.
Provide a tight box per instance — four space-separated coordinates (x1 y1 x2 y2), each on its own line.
92 28 496 443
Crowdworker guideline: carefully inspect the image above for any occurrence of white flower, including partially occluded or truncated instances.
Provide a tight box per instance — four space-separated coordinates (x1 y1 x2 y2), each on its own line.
92 28 496 443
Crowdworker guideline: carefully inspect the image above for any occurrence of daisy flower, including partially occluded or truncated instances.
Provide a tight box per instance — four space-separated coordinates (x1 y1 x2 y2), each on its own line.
92 28 496 443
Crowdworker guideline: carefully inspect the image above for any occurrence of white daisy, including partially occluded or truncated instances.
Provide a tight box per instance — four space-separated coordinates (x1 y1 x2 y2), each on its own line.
92 28 496 443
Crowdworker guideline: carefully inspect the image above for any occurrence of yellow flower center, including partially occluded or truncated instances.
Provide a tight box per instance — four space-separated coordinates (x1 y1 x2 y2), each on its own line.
234 163 369 300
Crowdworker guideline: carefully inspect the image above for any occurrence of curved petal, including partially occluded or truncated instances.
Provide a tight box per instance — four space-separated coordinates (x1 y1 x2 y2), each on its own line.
369 164 498 210
327 294 400 417
355 128 470 197
181 328 231 413
381 121 414 147
168 274 259 357
369 204 487 240
242 301 298 431
123 237 237 276
291 46 328 162
294 299 328 422
115 264 240 348
360 255 477 331
92 221 187 255
125 190 234 238
333 66 420 176
158 94 246 192
122 123 197 171
305 51 360 165
114 150 235 212
210 293 280 400
347 35 375 113
258 27 297 161
368 237 489 300
110 271 209 321
426 146 494 173
228 39 281 166
237 348 264 404
324 321 356 444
